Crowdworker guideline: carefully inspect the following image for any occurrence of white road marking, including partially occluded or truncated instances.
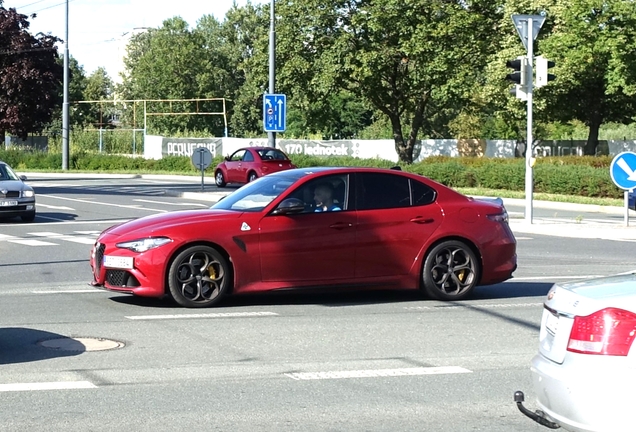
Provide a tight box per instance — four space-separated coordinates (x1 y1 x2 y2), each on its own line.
126 311 279 320
134 199 207 207
0 234 17 241
32 289 102 294
515 236 532 240
28 232 97 245
9 239 56 246
285 366 472 381
35 203 75 210
0 219 130 227
39 195 168 212
512 275 602 281
0 381 97 392
404 303 543 310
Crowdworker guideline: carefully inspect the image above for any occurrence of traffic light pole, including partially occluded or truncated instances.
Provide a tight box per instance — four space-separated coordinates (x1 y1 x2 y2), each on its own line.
525 19 534 224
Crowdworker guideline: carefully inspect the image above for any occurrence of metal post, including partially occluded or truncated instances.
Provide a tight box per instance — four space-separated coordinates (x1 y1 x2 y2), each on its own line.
525 19 534 224
267 0 276 148
62 0 69 170
625 190 630 227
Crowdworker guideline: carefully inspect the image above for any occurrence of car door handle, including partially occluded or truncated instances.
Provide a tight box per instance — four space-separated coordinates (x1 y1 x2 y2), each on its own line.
329 222 353 230
410 216 434 224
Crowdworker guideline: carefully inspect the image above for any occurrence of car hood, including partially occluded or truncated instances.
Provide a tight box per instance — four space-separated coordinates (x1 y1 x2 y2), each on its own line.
103 209 244 238
0 180 32 192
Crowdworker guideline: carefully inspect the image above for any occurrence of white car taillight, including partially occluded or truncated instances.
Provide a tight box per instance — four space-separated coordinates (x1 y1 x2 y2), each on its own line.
567 308 636 356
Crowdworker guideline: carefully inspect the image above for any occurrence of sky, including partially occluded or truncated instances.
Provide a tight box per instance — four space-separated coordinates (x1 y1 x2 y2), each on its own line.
7 0 264 81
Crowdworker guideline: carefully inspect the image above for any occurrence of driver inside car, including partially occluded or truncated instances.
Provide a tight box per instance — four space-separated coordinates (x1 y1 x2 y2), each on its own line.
313 183 341 212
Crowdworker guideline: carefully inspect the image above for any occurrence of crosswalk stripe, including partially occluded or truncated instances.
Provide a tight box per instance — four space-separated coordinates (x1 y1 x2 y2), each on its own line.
285 366 472 381
29 232 97 245
0 381 97 392
9 239 57 246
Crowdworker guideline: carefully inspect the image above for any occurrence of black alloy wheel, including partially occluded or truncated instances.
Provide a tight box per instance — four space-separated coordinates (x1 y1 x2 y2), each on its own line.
248 172 258 182
168 245 230 308
422 240 480 301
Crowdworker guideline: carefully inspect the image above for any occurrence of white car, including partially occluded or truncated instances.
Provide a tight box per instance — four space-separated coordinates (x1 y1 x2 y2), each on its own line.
516 272 636 431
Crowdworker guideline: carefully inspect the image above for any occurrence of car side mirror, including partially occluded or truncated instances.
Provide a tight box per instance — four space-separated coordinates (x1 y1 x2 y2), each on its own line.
224 155 230 161
272 198 305 215
19 175 27 181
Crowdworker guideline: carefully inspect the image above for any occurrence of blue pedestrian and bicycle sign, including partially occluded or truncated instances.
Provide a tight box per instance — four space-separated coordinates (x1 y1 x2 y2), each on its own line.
610 151 636 190
263 93 286 133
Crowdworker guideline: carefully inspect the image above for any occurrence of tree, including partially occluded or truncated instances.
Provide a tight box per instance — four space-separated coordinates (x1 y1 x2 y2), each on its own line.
536 0 636 155
84 67 114 128
0 3 63 141
119 17 226 136
201 3 270 137
275 0 503 163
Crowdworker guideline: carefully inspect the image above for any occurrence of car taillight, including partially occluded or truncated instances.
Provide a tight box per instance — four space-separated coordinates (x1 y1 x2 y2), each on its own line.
567 308 636 356
486 210 508 223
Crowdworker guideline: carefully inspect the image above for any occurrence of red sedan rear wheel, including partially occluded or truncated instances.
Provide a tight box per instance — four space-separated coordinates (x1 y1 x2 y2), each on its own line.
422 240 480 301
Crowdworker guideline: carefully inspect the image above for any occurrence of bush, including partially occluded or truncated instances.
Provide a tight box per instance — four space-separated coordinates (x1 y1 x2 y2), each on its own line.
0 148 625 199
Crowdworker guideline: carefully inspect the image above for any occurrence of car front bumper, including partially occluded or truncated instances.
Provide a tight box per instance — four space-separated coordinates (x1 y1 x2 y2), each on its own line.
531 353 635 432
90 240 168 298
0 198 35 219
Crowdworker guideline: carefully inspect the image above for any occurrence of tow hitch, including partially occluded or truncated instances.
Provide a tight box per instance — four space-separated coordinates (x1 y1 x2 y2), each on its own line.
514 391 560 429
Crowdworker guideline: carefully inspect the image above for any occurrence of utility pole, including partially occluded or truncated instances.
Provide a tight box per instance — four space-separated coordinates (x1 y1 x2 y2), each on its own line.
62 0 69 170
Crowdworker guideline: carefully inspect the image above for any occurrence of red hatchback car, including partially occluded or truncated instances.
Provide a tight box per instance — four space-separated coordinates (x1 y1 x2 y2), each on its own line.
90 167 517 308
214 146 296 187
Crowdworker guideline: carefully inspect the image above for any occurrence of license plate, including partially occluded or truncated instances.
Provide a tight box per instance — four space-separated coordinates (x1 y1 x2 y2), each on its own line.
0 200 18 207
103 255 134 270
545 311 559 336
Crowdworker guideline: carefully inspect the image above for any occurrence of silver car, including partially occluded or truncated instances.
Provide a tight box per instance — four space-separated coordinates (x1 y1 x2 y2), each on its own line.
0 161 36 222
516 272 636 431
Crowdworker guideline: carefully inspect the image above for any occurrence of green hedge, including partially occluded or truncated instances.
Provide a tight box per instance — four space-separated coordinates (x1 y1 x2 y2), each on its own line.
0 148 621 199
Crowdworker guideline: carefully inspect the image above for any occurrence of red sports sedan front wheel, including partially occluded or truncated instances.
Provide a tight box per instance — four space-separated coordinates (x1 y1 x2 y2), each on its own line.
168 245 231 308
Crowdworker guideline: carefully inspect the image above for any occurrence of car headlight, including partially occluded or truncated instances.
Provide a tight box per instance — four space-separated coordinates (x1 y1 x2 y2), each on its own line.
116 237 172 253
22 190 34 198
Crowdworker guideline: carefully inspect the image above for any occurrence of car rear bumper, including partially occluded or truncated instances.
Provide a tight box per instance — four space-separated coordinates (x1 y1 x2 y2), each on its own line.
531 353 634 432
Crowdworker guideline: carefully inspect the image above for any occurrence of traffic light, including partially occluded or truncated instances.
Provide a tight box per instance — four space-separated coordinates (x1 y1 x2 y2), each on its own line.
506 56 528 100
535 55 556 87
505 56 528 86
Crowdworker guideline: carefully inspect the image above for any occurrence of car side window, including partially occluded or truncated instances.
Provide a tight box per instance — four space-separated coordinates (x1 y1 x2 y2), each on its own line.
410 179 437 206
242 151 254 162
356 173 410 210
281 174 349 213
230 150 245 162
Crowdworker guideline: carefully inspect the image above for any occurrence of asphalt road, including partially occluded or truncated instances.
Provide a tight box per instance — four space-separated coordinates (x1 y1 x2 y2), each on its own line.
0 176 633 432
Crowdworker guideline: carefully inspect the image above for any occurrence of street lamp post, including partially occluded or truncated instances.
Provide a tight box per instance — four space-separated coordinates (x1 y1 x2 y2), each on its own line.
62 0 69 170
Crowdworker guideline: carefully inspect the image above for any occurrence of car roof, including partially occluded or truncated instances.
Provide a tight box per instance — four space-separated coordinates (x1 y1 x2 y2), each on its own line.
267 166 426 182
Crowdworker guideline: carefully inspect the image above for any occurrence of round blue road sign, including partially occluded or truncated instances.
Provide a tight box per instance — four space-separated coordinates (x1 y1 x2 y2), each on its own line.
610 151 636 190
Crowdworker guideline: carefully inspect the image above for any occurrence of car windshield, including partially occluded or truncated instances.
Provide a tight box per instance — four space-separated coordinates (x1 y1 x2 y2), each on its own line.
0 164 19 181
211 175 297 212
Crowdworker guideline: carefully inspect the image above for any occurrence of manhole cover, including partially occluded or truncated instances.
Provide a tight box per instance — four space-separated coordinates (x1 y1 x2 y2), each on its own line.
38 337 125 352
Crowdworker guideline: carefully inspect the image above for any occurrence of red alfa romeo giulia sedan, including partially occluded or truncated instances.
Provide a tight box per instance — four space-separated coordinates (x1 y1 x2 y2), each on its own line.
90 167 517 308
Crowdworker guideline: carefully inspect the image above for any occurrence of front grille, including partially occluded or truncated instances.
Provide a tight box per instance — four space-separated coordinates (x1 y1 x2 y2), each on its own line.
4 191 19 198
94 243 105 278
106 270 140 287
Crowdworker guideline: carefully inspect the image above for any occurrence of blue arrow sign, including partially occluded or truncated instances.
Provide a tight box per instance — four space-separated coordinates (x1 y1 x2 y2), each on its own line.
610 151 636 190
263 94 286 133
